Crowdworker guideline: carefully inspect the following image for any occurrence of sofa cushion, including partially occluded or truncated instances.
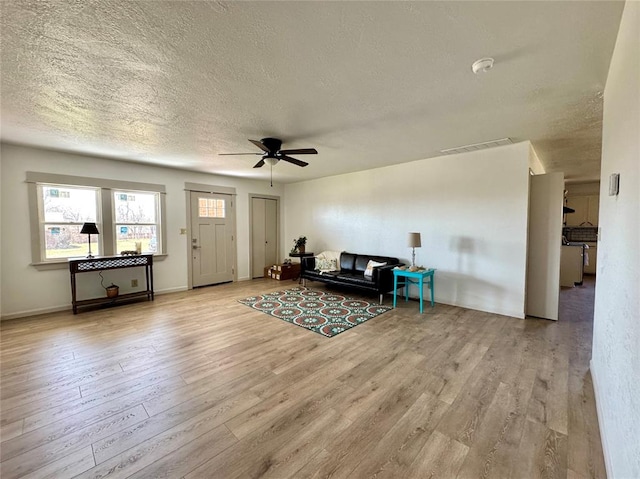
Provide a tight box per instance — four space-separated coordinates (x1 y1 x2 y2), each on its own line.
354 255 370 272
303 269 327 280
340 253 356 272
336 272 375 287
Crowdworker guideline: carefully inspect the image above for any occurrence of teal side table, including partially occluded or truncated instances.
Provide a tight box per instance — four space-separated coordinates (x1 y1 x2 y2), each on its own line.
393 268 436 313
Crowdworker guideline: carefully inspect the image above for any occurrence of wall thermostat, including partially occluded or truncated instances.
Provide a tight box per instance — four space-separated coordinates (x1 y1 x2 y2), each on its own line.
609 173 620 196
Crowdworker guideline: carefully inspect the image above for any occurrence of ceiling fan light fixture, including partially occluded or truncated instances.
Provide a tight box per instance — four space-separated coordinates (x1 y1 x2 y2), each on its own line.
471 57 495 74
264 157 279 167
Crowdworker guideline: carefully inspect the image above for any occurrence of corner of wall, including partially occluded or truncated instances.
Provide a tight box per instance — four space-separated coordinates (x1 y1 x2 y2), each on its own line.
528 143 545 175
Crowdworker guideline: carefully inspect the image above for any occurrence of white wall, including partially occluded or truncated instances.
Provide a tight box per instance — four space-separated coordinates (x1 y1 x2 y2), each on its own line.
591 2 640 477
565 181 600 196
0 143 284 318
528 143 545 175
284 142 532 318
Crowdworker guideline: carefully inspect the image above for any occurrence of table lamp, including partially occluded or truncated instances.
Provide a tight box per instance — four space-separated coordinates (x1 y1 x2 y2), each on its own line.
80 222 100 258
408 232 421 269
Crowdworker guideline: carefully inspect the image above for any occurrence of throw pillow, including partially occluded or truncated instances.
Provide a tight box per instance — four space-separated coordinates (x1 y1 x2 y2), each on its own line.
316 257 337 272
364 260 387 277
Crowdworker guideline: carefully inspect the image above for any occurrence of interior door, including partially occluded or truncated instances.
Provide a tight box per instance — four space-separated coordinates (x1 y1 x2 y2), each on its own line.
526 172 564 320
190 191 234 287
251 197 278 278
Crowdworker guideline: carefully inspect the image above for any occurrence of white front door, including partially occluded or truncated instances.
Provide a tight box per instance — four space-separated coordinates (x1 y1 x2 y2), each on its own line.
190 191 234 287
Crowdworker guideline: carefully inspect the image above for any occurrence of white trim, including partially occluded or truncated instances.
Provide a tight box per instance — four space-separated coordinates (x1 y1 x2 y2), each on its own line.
0 285 189 321
156 286 189 295
1 304 70 321
184 182 236 195
26 171 166 193
590 359 613 479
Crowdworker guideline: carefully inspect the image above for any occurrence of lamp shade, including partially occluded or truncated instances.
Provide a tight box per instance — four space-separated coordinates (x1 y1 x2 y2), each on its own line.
80 222 100 235
408 232 421 248
264 157 279 167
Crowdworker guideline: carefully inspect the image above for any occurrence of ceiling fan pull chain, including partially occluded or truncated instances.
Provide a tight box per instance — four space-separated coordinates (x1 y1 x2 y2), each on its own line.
270 165 273 187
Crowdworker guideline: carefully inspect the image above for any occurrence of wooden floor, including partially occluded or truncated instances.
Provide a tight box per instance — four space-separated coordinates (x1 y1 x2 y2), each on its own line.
0 277 605 479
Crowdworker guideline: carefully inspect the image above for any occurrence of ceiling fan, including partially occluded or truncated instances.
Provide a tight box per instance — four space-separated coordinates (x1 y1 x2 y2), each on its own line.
220 137 318 169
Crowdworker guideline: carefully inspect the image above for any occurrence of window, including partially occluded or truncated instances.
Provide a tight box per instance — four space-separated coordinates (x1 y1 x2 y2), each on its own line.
38 185 101 260
27 172 166 266
198 197 226 218
114 191 161 254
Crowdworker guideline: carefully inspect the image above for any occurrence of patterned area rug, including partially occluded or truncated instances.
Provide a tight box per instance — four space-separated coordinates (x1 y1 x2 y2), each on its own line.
238 287 391 337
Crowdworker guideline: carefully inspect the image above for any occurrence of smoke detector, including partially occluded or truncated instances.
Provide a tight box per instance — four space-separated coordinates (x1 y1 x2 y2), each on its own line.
471 57 494 74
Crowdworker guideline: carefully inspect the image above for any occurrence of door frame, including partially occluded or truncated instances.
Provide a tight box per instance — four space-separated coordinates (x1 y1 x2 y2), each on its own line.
249 193 281 279
185 182 237 290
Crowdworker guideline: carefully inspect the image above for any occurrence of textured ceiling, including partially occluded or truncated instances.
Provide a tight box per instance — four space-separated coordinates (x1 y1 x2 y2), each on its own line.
0 1 624 184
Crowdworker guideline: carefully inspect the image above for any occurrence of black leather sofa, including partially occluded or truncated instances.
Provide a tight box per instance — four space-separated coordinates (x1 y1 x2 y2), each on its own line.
300 252 403 304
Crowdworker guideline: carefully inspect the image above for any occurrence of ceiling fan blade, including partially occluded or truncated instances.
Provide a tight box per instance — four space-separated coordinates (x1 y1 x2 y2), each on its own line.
253 159 265 168
278 148 318 155
280 155 308 167
249 139 270 153
219 153 262 155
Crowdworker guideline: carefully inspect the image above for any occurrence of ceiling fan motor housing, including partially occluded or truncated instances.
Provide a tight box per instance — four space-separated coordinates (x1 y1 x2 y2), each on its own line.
261 137 282 153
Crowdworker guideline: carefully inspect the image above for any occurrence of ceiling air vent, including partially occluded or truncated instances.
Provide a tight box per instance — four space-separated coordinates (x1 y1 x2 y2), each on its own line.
440 138 512 155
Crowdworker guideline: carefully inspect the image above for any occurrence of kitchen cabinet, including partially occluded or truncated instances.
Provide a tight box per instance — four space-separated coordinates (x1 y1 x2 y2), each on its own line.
565 195 599 226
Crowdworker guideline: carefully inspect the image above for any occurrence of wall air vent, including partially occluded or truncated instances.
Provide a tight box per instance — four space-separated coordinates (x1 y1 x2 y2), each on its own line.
440 138 512 155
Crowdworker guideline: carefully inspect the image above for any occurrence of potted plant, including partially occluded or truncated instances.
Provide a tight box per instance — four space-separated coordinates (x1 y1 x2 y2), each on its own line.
105 283 119 298
291 236 307 254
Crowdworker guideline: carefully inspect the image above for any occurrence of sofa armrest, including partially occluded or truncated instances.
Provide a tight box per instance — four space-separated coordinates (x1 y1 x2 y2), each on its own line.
372 263 396 278
373 263 404 291
301 256 316 273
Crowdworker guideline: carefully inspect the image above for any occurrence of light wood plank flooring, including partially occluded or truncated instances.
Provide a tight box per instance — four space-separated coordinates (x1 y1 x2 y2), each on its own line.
0 277 605 478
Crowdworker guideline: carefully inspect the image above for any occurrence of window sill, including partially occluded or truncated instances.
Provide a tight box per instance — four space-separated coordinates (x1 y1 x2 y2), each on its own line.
31 254 168 271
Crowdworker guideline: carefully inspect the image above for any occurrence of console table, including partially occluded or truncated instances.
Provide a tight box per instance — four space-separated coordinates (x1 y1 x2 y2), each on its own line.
69 255 154 314
393 268 436 313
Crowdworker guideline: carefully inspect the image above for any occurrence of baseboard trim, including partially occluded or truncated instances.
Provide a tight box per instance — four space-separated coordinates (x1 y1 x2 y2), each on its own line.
590 359 613 479
155 286 188 295
1 286 190 321
1 304 70 321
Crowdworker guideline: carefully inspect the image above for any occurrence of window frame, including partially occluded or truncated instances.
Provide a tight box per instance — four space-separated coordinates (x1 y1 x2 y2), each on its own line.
37 184 103 261
27 172 167 269
112 189 162 255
